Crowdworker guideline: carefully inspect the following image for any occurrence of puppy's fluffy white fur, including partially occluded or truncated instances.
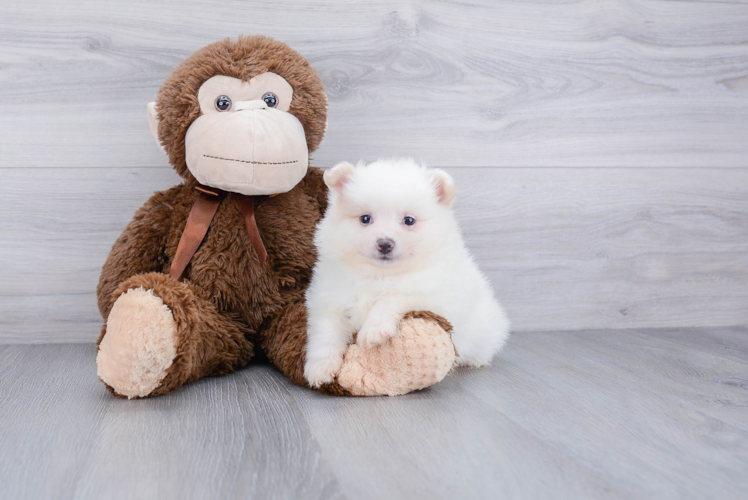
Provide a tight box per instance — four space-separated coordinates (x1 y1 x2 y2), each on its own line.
304 158 510 387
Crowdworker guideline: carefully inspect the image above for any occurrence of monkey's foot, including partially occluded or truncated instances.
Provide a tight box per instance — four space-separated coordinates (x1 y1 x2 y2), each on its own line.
97 287 178 399
336 312 456 396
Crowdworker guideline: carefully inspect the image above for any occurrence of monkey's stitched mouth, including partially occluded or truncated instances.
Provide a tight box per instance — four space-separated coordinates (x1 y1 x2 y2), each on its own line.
203 154 298 165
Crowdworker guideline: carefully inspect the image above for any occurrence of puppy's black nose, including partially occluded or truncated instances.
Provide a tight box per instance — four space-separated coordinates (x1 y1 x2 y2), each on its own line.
377 238 395 254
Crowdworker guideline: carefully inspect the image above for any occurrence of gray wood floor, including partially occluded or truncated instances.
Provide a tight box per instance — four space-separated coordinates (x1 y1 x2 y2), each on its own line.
1 327 746 500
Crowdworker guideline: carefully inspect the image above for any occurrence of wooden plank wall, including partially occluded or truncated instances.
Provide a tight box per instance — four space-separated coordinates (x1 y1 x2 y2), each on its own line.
1 0 747 342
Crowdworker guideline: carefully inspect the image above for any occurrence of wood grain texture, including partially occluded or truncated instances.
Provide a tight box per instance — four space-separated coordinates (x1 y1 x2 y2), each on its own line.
1 327 746 499
292 328 748 499
2 166 746 342
0 0 747 168
0 344 344 500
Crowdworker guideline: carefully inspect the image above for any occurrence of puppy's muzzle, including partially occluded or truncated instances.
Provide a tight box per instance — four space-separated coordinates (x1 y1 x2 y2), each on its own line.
377 238 395 255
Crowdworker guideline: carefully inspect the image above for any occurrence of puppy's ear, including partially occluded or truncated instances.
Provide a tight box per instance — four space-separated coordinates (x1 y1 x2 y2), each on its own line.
324 162 355 195
430 169 457 206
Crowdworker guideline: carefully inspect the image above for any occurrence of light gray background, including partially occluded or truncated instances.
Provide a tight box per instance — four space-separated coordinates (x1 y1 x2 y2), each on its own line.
1 0 747 342
1 3 747 499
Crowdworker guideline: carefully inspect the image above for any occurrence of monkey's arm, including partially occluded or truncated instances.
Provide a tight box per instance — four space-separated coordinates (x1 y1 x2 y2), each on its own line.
96 186 180 318
299 166 328 216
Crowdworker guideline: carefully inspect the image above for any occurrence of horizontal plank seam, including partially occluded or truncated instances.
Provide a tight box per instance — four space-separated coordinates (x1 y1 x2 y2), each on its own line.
2 166 748 170
3 325 747 347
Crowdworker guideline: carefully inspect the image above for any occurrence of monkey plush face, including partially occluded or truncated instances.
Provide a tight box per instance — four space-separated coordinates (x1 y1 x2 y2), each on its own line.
148 36 328 195
182 72 308 195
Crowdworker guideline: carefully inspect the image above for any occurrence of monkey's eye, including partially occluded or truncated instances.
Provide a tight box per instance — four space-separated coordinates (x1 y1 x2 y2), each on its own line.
262 92 278 108
403 216 416 226
360 214 372 225
215 95 232 111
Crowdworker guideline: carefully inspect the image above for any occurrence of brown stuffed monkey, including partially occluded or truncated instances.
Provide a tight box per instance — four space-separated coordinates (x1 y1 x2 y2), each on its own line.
95 36 455 399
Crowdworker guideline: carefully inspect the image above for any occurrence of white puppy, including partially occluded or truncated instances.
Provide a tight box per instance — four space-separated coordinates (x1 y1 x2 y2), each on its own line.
304 159 510 388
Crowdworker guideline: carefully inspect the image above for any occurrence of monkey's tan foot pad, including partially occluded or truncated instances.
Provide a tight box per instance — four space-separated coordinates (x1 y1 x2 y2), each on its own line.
337 315 456 396
97 287 178 399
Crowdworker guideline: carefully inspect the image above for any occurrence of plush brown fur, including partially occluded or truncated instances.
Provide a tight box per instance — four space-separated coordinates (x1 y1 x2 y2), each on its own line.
96 36 452 398
97 169 326 397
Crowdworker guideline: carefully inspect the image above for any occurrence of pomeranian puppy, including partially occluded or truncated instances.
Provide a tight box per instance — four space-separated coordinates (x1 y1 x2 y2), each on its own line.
304 158 510 388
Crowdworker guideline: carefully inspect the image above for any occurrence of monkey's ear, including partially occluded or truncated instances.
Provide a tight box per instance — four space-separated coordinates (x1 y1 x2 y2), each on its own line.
147 102 166 153
324 162 355 194
430 169 457 206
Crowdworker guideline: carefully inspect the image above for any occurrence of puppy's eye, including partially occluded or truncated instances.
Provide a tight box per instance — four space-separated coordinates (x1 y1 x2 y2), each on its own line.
262 92 278 108
215 95 232 111
359 214 372 225
403 216 416 226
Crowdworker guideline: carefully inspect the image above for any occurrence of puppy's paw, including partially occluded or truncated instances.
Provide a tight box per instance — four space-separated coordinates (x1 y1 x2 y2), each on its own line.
357 322 399 348
304 353 344 388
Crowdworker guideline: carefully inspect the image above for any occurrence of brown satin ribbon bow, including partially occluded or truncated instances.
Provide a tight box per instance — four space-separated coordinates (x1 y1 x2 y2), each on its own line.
170 184 268 281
